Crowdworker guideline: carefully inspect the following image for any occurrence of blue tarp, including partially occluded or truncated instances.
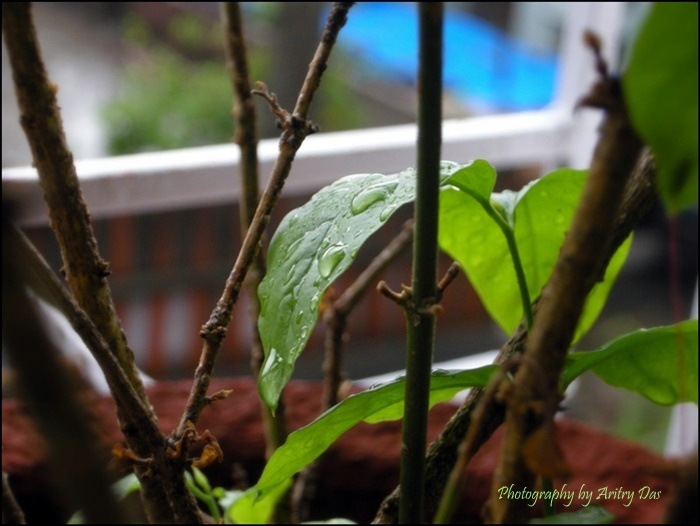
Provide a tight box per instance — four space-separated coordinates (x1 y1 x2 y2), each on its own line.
332 2 559 113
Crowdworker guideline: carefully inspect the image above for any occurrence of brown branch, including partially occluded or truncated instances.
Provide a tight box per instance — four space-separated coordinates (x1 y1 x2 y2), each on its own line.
2 5 202 522
324 220 415 408
372 150 658 524
1 2 147 402
177 1 355 434
6 222 161 446
484 35 644 523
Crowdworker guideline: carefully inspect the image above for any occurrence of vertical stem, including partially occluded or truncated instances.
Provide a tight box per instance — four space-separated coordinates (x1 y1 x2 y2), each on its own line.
399 3 443 523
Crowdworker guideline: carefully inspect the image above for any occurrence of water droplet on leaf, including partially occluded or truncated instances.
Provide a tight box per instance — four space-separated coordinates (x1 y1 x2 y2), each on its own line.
318 242 347 278
350 181 398 215
261 348 278 377
379 205 398 222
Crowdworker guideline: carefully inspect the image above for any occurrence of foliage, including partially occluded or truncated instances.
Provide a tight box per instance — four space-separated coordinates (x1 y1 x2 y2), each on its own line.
439 166 631 338
102 9 365 155
623 3 698 213
5 2 697 524
103 50 240 154
102 12 257 154
257 161 464 409
249 2 698 519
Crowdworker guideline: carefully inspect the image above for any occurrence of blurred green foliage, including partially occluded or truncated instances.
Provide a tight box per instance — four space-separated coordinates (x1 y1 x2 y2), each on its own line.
102 12 256 154
102 9 365 155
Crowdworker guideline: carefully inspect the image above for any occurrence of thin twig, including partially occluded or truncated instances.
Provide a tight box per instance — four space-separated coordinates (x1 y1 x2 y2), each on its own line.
433 358 519 524
372 150 658 524
485 33 644 523
177 1 354 435
324 220 415 408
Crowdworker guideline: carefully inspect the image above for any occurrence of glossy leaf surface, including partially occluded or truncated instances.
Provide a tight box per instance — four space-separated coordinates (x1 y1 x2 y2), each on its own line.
257 161 474 409
439 168 632 340
563 320 698 405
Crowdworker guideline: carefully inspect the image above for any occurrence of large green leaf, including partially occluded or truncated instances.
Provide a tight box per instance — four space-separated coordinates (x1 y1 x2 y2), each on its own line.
257 161 479 409
623 3 698 213
253 366 497 497
439 169 632 339
563 320 698 405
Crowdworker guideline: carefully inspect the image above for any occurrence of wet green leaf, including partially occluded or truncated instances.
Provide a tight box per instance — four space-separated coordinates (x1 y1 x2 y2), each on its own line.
257 161 481 409
563 320 698 405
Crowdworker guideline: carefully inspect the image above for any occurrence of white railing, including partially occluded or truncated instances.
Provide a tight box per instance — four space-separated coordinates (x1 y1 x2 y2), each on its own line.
3 3 628 226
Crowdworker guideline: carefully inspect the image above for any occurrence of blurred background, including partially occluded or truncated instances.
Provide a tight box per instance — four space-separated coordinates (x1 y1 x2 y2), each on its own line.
2 2 697 454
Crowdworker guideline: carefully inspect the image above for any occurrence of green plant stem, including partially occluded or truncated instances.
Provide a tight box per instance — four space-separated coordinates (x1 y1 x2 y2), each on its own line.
431 190 537 523
399 3 443 523
178 1 354 435
466 193 534 330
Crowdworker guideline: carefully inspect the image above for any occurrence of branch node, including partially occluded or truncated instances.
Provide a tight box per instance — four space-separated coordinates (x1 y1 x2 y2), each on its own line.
377 281 412 307
252 82 318 137
436 261 461 300
205 389 233 405
167 421 224 469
